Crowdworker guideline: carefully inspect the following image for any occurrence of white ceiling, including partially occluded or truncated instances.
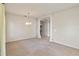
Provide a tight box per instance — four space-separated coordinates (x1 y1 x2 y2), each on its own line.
5 3 79 18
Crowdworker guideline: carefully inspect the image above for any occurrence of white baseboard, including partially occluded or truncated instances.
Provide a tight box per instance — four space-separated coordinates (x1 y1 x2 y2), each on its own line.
53 40 79 50
6 37 36 43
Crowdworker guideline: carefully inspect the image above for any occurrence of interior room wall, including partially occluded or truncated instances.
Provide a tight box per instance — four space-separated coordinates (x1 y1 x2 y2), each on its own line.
36 19 41 38
6 13 37 42
52 6 79 49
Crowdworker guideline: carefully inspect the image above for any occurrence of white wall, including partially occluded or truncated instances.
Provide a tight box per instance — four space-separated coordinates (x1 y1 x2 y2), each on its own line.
36 19 41 38
6 13 37 42
52 6 79 49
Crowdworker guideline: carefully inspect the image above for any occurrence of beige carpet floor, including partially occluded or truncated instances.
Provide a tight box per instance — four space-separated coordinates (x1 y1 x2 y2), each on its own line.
6 38 79 56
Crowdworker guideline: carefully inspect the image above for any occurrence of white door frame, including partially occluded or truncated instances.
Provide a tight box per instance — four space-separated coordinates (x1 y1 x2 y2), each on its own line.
37 16 53 42
0 4 6 56
49 16 53 42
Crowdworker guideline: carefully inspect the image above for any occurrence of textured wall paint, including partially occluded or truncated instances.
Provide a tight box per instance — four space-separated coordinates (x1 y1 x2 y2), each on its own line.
6 13 37 42
53 6 79 49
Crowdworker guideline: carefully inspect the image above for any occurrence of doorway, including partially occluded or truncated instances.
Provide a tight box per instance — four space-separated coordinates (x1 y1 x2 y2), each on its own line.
36 16 53 41
40 17 50 39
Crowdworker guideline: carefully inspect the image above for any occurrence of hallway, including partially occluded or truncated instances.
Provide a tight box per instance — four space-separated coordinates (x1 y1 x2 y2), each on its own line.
6 38 79 56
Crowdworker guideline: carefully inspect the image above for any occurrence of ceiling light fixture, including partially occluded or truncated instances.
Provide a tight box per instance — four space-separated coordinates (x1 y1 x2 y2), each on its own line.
25 11 32 25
